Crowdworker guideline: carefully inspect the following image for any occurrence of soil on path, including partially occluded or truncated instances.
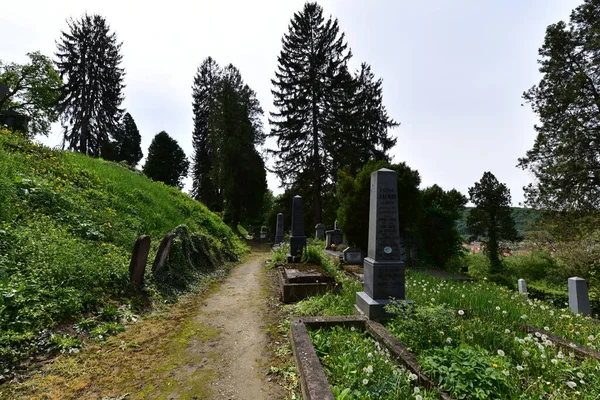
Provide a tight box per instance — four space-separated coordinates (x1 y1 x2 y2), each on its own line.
1 249 286 400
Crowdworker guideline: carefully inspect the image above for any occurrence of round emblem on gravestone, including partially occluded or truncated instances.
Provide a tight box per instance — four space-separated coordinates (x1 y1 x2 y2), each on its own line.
384 246 392 254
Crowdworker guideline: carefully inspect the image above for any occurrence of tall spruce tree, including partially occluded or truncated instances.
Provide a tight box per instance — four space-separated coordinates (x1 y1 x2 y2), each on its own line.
270 3 397 224
55 14 125 156
143 131 189 189
191 57 222 210
519 0 600 211
115 112 143 166
269 2 351 224
191 59 267 226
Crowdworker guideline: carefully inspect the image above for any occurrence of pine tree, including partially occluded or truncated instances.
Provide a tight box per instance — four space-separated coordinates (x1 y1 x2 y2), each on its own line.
519 0 600 211
270 3 398 224
190 59 267 226
143 131 189 189
115 112 143 166
191 57 222 209
467 172 520 273
269 2 351 224
55 14 125 156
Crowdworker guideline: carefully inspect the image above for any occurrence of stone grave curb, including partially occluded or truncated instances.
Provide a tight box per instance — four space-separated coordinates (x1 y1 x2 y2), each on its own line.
290 316 453 400
278 268 342 304
524 325 600 361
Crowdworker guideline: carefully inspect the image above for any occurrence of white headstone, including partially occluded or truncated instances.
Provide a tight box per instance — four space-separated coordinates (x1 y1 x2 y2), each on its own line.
518 278 527 294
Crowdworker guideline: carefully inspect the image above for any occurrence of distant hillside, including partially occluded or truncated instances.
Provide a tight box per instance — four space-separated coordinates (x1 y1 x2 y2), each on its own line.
456 207 542 238
0 127 246 371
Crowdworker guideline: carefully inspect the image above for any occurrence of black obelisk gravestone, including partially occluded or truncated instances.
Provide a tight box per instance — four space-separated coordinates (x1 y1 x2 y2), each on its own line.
355 168 406 319
275 213 284 244
287 196 307 263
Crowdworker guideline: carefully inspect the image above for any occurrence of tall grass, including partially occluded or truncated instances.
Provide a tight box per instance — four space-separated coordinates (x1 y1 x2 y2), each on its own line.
0 128 246 370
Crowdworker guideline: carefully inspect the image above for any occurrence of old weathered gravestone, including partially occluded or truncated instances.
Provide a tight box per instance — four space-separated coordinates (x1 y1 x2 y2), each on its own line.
355 168 405 319
343 247 363 264
325 228 343 249
152 234 174 274
275 213 284 244
315 223 326 240
518 278 527 295
568 277 591 316
287 196 307 263
129 235 151 288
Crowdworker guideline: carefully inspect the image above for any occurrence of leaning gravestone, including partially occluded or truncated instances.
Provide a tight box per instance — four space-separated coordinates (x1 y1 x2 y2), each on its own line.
275 213 284 244
568 277 591 316
355 168 406 319
152 233 174 274
129 235 151 288
287 196 307 263
315 223 326 240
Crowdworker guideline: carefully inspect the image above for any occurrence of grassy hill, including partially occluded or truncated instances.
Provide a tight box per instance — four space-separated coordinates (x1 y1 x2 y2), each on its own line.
456 207 542 239
0 127 246 371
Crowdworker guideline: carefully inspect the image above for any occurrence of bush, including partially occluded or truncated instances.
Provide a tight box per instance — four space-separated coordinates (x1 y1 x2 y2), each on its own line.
464 253 490 279
504 250 558 283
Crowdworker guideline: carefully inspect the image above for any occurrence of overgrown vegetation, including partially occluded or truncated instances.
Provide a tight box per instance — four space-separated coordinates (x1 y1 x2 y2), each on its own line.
0 128 246 375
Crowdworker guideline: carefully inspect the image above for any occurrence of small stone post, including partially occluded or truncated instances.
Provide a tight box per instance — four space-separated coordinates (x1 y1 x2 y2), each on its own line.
129 235 151 288
275 213 284 244
315 223 325 240
287 196 307 263
568 277 591 316
518 278 527 295
355 168 405 319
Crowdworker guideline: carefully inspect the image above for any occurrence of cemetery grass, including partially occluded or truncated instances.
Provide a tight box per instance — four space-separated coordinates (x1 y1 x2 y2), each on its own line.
0 128 247 378
275 243 600 399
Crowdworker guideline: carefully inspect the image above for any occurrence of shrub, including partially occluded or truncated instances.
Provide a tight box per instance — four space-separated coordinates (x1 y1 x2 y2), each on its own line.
504 250 558 283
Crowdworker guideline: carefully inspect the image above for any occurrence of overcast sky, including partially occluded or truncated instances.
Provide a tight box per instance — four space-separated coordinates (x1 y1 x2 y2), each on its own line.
1 0 582 206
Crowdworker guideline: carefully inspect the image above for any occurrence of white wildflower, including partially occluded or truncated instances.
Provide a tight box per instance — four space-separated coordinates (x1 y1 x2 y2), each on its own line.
566 381 577 389
497 349 505 357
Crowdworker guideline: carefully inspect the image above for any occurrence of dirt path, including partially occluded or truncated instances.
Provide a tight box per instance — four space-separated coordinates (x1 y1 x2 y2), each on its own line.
201 254 277 399
1 252 286 400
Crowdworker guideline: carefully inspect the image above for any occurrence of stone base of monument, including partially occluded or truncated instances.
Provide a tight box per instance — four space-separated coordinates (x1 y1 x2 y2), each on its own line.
287 235 307 263
289 316 452 400
279 265 340 303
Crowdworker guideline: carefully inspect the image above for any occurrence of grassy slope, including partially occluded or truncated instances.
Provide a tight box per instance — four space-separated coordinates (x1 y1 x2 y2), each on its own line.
0 127 246 368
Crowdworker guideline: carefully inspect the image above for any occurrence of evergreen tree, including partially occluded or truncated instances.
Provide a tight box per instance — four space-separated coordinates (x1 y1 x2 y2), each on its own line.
191 57 222 210
143 131 189 189
269 2 351 224
55 14 125 156
115 112 143 166
467 172 520 273
270 3 398 223
190 59 267 226
519 0 600 211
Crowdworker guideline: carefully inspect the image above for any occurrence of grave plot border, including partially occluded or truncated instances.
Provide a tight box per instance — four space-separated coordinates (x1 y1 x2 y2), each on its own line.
290 316 453 400
524 325 600 361
278 267 342 304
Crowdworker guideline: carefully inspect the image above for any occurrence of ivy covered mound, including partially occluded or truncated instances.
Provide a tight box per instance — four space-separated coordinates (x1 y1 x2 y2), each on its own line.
0 127 247 372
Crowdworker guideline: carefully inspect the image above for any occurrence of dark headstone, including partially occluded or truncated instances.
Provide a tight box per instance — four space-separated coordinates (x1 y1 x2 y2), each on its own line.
568 277 591 316
152 234 174 274
356 168 406 319
325 229 343 249
275 213 284 244
343 247 363 264
315 223 326 240
129 235 151 288
288 196 307 263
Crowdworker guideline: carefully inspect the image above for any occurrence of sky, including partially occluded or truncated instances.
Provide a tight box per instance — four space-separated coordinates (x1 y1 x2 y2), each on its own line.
0 0 583 206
